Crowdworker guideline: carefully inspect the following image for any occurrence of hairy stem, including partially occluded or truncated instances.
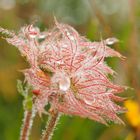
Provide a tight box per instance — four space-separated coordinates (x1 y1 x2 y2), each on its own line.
20 109 35 140
42 111 60 140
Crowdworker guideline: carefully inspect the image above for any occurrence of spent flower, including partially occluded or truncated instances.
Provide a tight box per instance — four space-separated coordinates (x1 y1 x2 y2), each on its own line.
1 20 126 125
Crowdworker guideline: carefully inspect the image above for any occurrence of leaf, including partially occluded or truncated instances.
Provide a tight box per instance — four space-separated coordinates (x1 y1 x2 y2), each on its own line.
23 98 33 111
17 80 26 97
17 80 33 110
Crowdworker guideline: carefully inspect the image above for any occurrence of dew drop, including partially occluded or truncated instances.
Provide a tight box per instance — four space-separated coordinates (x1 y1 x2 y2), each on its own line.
84 99 93 105
105 37 119 45
59 75 70 92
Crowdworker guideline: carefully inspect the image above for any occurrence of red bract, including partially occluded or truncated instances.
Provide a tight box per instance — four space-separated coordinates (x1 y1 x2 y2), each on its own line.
2 20 126 124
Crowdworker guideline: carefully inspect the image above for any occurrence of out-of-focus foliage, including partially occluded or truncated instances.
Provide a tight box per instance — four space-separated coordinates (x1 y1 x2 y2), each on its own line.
0 0 140 140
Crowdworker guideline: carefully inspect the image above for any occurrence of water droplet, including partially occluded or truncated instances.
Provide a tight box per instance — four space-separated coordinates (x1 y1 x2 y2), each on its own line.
84 99 93 105
105 37 119 45
59 75 70 92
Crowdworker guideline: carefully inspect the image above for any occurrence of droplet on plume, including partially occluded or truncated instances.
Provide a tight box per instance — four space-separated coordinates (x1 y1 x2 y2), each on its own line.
59 75 70 92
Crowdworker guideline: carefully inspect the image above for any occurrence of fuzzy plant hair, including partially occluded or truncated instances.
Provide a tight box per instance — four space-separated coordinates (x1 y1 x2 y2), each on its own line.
0 19 126 140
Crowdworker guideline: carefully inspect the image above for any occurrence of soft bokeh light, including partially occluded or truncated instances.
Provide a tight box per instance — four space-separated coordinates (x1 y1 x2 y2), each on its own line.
0 0 16 10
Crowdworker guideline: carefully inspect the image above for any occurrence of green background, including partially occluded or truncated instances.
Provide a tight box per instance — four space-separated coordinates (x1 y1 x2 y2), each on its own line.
0 0 140 140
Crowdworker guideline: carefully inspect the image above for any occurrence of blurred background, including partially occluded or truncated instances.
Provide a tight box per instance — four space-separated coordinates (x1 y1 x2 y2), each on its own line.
0 0 140 140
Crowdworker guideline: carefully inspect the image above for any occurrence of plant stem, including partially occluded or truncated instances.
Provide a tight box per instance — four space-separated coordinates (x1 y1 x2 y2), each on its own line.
20 109 35 140
42 111 60 140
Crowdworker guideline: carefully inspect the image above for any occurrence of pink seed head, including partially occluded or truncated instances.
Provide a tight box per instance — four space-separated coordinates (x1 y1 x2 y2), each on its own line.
2 20 126 125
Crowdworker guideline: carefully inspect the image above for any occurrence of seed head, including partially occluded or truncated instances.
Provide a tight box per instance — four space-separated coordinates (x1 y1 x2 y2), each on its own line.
1 20 126 124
